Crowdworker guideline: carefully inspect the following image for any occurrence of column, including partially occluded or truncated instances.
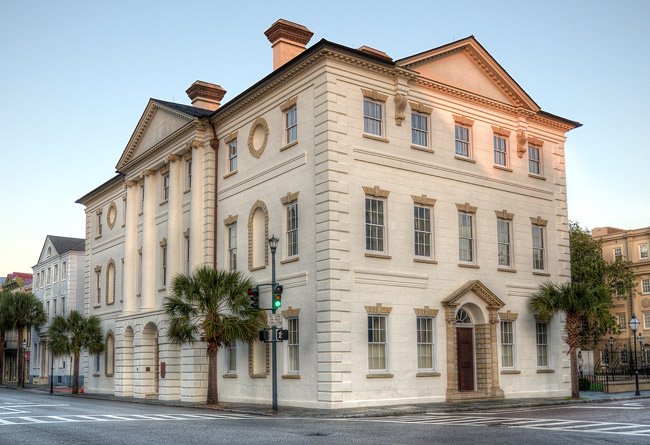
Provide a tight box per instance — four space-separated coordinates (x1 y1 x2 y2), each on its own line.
123 181 139 313
488 308 504 397
141 170 157 310
445 304 458 398
189 143 204 269
166 155 182 280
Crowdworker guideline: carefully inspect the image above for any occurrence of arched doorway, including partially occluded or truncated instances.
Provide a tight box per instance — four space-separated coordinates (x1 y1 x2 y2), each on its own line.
456 308 474 391
141 322 159 398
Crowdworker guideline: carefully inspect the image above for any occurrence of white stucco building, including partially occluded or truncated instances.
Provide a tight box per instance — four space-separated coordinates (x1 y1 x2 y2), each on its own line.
77 19 580 408
31 235 85 385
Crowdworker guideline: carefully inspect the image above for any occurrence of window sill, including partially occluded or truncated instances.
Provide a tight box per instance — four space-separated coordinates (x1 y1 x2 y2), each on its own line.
363 133 389 143
533 271 551 276
416 371 441 377
93 304 101 309
223 170 238 179
106 373 114 378
92 373 100 377
249 373 267 379
281 257 299 265
158 287 166 292
222 373 238 379
536 369 555 374
411 144 433 153
501 369 521 375
159 199 168 206
365 253 392 260
414 258 437 264
95 235 102 240
280 140 298 152
458 263 480 269
249 265 266 272
493 164 513 172
366 372 394 378
281 374 301 379
528 173 546 181
497 267 517 273
454 155 476 163
106 301 115 306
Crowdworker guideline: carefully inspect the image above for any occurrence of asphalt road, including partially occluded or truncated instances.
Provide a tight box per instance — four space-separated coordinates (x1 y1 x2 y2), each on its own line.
1 388 649 444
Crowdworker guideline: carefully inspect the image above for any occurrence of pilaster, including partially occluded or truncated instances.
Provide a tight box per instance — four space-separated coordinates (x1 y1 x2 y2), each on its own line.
141 170 157 310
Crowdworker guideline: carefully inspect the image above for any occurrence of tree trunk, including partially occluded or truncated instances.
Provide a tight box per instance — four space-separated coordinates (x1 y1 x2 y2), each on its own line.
206 343 218 405
0 330 4 385
17 329 23 387
565 312 582 399
570 347 580 399
72 351 80 395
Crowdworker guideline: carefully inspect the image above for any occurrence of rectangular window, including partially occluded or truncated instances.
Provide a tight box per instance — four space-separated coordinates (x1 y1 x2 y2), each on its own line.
61 297 65 316
161 245 167 287
644 312 650 330
94 355 100 374
455 124 470 157
285 105 297 144
54 264 58 282
226 342 236 374
288 317 299 373
47 301 50 318
536 322 548 367
411 112 428 147
228 140 237 172
614 247 622 260
532 225 546 271
96 271 101 305
497 219 512 267
363 98 383 136
365 198 385 252
640 243 649 260
501 320 514 368
642 278 650 294
458 212 474 262
185 236 191 275
416 317 435 370
47 267 51 284
122 197 127 226
617 313 626 331
162 172 170 201
139 183 145 214
53 299 57 316
368 315 387 371
62 262 67 280
137 250 143 296
414 206 432 258
287 203 298 257
97 213 103 236
528 145 541 175
228 224 237 271
186 159 192 190
493 135 507 166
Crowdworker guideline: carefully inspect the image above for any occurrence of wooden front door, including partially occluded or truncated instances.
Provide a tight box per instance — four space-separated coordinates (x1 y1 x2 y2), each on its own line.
456 327 474 391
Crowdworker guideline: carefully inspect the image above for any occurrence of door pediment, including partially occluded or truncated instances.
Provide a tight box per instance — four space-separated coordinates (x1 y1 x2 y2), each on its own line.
441 280 505 310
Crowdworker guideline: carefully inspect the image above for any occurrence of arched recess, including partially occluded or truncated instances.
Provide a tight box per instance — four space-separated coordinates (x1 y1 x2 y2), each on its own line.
120 326 135 397
106 260 116 305
141 322 160 397
248 200 269 271
105 331 115 377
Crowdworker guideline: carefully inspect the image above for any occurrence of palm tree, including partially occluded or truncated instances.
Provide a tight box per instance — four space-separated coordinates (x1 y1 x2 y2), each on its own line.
531 281 614 399
47 311 104 394
164 267 264 405
3 292 46 387
0 291 11 385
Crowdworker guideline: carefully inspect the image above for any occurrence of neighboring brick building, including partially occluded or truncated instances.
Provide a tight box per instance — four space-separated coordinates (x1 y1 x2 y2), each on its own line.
77 19 580 408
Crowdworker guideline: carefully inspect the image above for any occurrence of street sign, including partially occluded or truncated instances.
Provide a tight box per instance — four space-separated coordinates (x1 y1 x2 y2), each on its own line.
267 313 283 327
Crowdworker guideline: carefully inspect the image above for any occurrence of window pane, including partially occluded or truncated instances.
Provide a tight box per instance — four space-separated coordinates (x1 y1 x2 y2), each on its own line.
364 99 383 136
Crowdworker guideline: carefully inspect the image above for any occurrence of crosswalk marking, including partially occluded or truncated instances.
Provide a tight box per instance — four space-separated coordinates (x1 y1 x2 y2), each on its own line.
0 412 253 426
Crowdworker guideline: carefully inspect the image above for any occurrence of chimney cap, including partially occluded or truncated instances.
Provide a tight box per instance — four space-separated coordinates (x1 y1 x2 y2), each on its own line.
186 80 226 103
265 19 313 45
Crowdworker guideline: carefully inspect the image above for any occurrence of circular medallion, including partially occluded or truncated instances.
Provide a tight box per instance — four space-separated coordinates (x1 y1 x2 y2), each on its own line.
107 203 117 229
247 117 269 159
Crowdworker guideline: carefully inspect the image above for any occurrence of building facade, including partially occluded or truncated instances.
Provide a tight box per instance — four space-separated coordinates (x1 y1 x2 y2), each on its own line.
592 226 650 368
30 236 85 385
77 19 580 408
1 272 33 383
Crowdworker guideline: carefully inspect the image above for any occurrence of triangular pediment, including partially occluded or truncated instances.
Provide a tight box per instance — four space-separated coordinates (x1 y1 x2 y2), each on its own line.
441 280 505 309
116 100 195 171
397 37 539 111
37 237 57 265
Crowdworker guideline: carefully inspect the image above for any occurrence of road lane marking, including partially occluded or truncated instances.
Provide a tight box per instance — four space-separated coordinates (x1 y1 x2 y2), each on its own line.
0 418 16 425
0 412 254 426
568 405 642 410
20 417 48 423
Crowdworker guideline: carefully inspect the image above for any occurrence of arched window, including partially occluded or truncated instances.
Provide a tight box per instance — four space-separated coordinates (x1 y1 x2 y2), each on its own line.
105 332 115 377
456 308 472 325
248 200 268 271
106 261 116 305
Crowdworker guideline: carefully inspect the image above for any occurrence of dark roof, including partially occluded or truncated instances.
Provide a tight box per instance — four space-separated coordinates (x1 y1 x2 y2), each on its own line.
151 99 214 118
76 174 124 204
49 236 85 254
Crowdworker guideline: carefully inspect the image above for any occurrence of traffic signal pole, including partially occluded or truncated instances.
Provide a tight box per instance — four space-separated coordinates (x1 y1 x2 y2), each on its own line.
270 243 278 412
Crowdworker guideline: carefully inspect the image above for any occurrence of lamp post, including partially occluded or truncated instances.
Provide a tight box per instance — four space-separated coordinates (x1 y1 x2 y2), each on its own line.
639 333 645 375
50 341 54 394
629 314 640 396
268 235 279 412
609 336 615 381
21 339 26 388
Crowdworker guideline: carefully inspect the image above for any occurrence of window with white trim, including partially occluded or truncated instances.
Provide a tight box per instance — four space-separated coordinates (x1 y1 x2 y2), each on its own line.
501 320 515 368
528 145 541 175
614 247 622 260
61 297 65 316
532 225 546 271
139 183 145 214
368 315 387 371
228 223 237 271
94 354 100 374
285 105 297 144
617 313 626 331
161 245 167 287
363 98 383 136
458 212 475 262
137 249 142 296
185 234 191 275
414 206 432 258
185 159 192 190
97 213 103 237
288 317 299 373
162 172 170 201
644 312 650 330
286 202 298 258
106 262 115 305
493 135 508 166
455 124 471 157
47 267 51 285
365 197 386 253
226 342 236 374
497 218 512 268
54 264 58 282
416 316 435 370
95 269 101 305
228 140 237 172
642 278 650 294
411 111 429 147
536 322 548 367
640 243 649 260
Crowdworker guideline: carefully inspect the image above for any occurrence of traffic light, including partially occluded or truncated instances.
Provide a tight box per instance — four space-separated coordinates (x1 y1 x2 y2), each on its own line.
247 286 260 310
273 284 283 310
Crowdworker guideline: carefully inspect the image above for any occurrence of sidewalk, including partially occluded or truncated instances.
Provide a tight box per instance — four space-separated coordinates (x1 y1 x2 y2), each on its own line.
5 383 650 418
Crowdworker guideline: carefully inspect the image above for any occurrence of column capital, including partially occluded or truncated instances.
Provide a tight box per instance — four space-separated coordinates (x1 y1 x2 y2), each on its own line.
167 154 181 163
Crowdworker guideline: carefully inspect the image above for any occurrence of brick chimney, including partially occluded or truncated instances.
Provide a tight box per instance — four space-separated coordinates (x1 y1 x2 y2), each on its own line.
264 19 314 70
186 80 226 111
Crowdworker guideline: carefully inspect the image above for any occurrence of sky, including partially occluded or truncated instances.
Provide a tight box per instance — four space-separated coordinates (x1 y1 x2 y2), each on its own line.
1 0 649 276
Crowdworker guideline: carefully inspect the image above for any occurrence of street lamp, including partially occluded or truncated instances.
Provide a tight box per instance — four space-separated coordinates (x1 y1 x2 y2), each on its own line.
50 341 54 394
268 235 279 412
629 314 640 396
21 339 26 388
